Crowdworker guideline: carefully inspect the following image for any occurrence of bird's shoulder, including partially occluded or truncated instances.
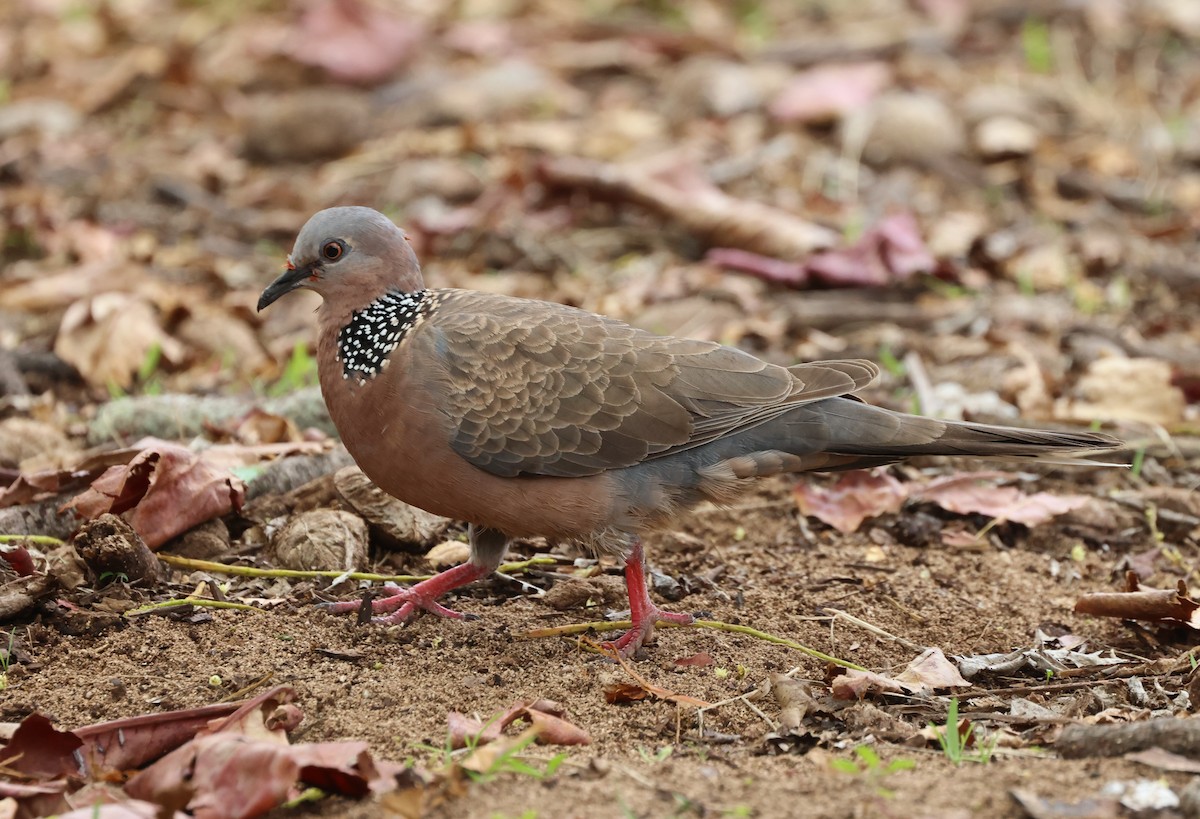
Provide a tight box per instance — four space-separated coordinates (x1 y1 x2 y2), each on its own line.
410 289 873 479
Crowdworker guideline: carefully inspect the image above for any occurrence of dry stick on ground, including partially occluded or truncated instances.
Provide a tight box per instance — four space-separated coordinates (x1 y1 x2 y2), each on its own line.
901 351 937 417
1074 571 1200 626
538 156 838 260
822 608 928 653
955 653 1184 705
0 499 79 541
696 684 779 742
1057 717 1200 759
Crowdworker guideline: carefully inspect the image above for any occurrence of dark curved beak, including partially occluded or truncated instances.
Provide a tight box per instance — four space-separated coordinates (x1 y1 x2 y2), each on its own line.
257 263 311 312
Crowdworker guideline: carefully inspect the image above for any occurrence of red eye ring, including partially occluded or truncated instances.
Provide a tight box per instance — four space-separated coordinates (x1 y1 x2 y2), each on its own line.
321 241 344 261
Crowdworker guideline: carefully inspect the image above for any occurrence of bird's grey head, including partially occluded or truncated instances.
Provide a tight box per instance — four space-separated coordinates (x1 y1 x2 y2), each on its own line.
257 207 424 312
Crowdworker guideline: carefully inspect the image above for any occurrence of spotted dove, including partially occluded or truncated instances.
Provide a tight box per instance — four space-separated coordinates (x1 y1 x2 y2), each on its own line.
258 207 1119 656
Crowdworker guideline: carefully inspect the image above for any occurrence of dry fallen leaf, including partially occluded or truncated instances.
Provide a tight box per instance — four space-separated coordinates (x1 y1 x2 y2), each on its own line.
894 648 971 694
916 475 1090 527
288 0 420 83
54 293 184 390
769 62 893 124
794 470 907 533
804 212 936 286
710 212 935 289
1055 356 1187 426
447 712 502 750
829 669 904 700
604 682 651 705
61 443 245 549
831 648 968 700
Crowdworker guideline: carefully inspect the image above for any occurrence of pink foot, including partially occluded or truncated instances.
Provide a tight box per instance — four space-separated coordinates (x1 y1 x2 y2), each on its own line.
324 561 491 625
602 539 695 658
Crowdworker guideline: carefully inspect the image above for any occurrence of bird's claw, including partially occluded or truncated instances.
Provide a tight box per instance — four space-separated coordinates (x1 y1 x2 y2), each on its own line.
323 589 469 625
602 607 695 658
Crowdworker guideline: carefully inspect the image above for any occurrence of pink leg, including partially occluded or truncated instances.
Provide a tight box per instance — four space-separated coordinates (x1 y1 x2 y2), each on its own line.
603 539 694 657
324 561 494 624
325 524 510 625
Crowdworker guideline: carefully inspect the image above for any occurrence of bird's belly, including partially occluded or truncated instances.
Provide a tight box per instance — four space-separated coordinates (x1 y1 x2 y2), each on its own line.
330 386 613 540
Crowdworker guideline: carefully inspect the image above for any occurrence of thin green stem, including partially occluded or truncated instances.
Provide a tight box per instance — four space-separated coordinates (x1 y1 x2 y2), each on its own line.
124 599 263 617
156 554 556 583
0 535 66 546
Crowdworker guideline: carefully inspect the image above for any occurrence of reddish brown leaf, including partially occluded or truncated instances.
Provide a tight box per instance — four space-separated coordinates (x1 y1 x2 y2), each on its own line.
60 443 245 549
603 682 650 704
1 544 35 576
673 651 714 667
916 475 1089 526
447 712 502 749
56 799 174 819
704 248 809 287
804 213 935 287
289 0 421 84
291 741 380 797
129 733 298 819
794 471 907 533
0 713 83 779
74 702 245 774
770 62 892 124
523 710 591 746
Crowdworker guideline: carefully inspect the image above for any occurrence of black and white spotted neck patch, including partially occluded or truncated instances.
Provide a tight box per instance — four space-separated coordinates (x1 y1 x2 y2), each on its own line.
337 289 434 382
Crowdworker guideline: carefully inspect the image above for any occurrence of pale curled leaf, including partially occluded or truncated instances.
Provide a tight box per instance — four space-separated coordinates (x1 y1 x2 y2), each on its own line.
894 648 970 694
831 648 968 699
1054 357 1186 426
830 669 904 700
803 212 935 286
54 293 184 389
447 712 501 750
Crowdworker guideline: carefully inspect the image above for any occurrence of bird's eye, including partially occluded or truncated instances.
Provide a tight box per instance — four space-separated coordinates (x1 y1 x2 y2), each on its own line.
321 241 345 261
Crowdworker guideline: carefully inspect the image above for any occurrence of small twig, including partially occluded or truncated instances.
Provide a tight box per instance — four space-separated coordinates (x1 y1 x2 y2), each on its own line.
156 554 556 583
219 672 276 703
959 710 1075 725
739 696 779 732
494 571 545 596
521 618 866 671
614 764 658 789
823 608 927 653
697 687 773 740
902 351 937 418
879 595 928 624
